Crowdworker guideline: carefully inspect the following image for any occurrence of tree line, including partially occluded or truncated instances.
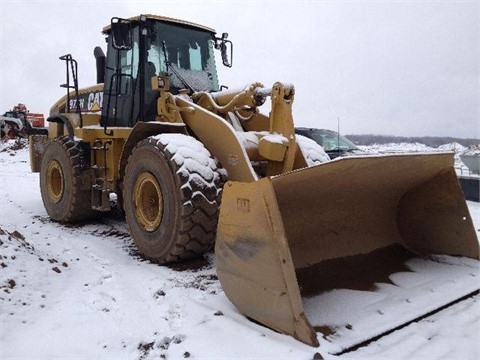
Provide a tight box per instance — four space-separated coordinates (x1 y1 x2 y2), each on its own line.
344 134 479 148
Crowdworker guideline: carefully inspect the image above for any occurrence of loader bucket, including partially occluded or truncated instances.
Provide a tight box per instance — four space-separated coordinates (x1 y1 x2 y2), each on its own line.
215 153 479 348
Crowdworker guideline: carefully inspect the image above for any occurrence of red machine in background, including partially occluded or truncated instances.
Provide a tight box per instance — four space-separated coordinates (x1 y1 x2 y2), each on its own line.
1 103 45 139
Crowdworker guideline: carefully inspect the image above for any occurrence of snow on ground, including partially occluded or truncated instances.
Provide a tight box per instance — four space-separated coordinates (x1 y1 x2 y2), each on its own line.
1 139 479 359
359 142 437 154
358 142 479 177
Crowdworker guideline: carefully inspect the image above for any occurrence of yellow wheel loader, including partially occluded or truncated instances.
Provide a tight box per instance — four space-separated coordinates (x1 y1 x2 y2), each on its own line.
30 14 479 351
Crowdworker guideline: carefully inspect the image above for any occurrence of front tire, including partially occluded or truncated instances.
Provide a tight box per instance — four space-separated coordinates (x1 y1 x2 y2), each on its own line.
123 134 224 264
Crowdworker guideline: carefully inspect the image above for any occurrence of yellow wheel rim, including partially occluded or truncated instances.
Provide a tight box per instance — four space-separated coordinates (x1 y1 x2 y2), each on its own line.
134 172 163 232
46 160 63 203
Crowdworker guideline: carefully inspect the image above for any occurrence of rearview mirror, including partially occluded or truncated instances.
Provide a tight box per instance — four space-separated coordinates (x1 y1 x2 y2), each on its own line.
111 17 132 50
215 33 233 68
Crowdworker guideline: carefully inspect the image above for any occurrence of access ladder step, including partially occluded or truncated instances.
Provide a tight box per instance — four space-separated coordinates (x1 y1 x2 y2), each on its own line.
91 187 111 212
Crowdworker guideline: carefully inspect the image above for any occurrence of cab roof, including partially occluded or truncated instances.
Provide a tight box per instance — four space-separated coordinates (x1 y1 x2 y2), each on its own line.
102 14 216 35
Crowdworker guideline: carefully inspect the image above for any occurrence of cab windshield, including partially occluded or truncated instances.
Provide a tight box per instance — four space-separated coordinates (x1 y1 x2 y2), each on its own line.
5 111 25 122
313 130 358 151
146 21 219 92
296 128 359 152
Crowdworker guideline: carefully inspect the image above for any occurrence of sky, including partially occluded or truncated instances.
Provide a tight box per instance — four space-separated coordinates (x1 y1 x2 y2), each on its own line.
0 0 478 138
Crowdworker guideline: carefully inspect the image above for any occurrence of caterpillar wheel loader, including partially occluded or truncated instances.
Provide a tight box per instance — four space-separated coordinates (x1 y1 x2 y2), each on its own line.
29 14 479 351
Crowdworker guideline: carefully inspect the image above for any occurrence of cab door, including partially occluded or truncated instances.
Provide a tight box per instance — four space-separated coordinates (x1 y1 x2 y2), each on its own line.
101 25 139 128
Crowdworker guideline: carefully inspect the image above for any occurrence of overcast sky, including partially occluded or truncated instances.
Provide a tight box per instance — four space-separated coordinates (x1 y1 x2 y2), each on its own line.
1 0 478 138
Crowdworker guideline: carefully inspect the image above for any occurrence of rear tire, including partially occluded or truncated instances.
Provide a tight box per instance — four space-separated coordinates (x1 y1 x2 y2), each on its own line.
123 134 224 264
40 136 92 222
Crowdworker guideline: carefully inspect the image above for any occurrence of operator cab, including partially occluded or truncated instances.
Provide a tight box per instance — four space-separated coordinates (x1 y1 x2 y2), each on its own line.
100 15 232 127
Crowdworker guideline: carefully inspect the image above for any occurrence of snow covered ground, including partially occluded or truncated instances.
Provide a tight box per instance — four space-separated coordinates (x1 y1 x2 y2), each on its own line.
1 139 479 359
358 142 479 177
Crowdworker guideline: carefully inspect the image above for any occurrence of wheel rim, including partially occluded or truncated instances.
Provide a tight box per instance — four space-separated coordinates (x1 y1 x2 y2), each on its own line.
46 160 64 203
134 172 163 232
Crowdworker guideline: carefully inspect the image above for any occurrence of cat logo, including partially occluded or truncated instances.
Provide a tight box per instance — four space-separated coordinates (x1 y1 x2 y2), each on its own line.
87 92 103 112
